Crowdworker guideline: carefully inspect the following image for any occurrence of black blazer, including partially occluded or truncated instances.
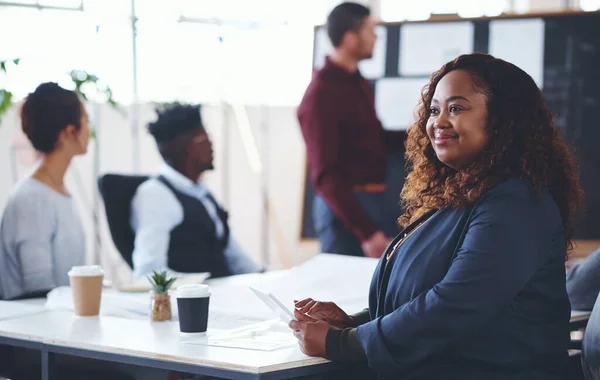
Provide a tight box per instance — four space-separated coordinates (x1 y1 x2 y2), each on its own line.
357 178 571 379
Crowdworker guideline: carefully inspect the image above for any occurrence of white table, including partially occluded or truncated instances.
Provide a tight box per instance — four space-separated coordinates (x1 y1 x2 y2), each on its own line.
0 254 378 379
0 254 591 379
0 310 356 379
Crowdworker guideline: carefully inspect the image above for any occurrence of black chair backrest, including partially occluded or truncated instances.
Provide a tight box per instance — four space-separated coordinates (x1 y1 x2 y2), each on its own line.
98 174 149 269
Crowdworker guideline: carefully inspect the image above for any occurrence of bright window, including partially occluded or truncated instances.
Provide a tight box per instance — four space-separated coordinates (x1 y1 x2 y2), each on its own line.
580 0 600 11
10 1 567 106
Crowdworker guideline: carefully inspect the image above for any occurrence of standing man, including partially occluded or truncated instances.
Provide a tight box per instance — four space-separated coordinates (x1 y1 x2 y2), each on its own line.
297 2 405 258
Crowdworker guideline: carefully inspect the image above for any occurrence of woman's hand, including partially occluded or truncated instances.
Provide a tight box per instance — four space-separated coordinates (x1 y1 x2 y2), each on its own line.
294 298 352 329
289 311 330 358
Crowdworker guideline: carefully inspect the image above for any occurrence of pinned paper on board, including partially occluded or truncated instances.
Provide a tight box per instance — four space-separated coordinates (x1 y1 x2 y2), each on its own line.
489 18 545 88
313 27 331 70
376 77 430 130
313 25 387 79
399 22 474 76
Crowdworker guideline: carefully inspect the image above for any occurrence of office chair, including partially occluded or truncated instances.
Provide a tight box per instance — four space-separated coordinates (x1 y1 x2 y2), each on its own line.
97 174 149 269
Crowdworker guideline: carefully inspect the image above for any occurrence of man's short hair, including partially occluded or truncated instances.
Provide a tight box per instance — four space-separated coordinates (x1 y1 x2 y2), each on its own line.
148 104 204 144
326 2 370 48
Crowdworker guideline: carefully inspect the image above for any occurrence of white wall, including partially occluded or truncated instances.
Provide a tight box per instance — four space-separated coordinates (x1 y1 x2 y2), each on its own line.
0 103 320 287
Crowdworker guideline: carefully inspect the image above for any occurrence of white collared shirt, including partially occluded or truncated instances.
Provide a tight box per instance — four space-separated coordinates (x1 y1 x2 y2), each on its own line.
129 164 260 279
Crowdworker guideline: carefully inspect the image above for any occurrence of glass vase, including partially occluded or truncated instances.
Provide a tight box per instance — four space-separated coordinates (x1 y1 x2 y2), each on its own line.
150 291 172 322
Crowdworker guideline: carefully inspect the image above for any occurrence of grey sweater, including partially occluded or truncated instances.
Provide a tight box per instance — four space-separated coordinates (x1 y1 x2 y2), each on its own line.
0 178 85 300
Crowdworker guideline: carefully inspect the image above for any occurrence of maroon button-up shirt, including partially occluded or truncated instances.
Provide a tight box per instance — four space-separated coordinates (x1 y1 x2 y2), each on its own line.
297 57 405 242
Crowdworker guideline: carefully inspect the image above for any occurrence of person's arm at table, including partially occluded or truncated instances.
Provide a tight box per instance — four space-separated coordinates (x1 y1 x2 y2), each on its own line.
292 299 370 361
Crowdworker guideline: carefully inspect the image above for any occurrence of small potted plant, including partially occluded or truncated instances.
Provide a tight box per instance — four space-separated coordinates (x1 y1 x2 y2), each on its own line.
148 271 176 322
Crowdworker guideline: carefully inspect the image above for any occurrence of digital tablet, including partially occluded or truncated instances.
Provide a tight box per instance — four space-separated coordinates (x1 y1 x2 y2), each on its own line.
249 287 296 324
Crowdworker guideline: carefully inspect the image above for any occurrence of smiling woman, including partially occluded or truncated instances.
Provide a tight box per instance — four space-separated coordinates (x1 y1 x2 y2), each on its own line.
290 53 584 380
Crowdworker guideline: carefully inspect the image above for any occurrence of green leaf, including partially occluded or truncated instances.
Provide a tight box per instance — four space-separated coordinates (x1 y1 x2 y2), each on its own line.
164 278 177 292
0 89 13 124
0 57 19 74
146 270 176 293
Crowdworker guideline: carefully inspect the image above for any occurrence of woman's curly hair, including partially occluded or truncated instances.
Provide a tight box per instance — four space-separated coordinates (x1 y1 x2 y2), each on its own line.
399 53 583 251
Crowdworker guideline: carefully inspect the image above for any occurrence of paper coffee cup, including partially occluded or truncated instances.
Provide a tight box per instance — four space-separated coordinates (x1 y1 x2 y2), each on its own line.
68 265 104 317
176 284 210 335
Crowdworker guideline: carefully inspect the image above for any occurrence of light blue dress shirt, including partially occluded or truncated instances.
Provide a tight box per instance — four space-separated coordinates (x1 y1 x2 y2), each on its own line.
130 164 261 279
567 247 600 311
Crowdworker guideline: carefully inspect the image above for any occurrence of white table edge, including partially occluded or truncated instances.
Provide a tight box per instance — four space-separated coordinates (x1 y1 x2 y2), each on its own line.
42 336 330 374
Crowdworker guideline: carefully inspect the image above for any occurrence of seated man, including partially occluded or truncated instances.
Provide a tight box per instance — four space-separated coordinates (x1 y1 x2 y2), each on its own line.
130 104 261 279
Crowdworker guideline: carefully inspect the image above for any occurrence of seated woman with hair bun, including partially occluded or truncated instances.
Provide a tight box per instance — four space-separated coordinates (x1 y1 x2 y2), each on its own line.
0 82 90 300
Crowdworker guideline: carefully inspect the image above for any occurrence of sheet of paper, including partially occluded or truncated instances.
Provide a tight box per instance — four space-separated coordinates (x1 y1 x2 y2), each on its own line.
375 77 430 130
399 22 474 76
207 256 375 320
199 333 296 351
245 254 378 316
313 26 331 70
184 319 297 351
489 18 545 88
0 301 45 321
358 26 387 79
208 311 270 330
313 25 387 79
